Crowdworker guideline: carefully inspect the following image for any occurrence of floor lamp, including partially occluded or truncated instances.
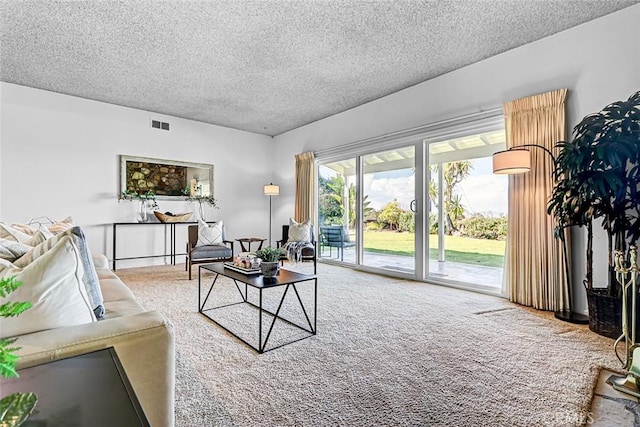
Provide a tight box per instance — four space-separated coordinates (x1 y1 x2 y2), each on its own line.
264 183 279 247
493 144 589 324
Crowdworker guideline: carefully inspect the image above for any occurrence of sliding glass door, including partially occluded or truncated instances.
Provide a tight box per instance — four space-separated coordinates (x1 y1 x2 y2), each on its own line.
315 117 507 292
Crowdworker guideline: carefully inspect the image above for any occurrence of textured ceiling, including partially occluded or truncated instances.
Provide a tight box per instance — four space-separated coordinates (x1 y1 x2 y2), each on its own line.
1 1 638 136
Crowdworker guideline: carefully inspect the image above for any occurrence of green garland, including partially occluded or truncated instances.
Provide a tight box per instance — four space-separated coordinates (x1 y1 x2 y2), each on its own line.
182 186 218 207
120 189 159 209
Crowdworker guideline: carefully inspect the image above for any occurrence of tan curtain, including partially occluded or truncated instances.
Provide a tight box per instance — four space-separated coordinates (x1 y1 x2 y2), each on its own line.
504 88 568 311
294 151 315 222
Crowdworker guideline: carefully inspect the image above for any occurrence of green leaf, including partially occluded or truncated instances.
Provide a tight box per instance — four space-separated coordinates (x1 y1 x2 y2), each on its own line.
0 339 21 379
0 302 31 318
0 277 22 298
0 392 38 426
0 362 19 379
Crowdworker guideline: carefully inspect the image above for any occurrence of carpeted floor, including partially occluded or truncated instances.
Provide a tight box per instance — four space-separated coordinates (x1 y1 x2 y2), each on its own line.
117 262 618 427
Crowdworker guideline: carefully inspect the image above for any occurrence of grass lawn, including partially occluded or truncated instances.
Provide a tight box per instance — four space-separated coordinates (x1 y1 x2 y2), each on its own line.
362 231 506 268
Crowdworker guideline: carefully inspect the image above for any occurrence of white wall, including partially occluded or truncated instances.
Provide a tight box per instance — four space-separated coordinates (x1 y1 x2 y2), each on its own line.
273 5 640 313
0 83 274 267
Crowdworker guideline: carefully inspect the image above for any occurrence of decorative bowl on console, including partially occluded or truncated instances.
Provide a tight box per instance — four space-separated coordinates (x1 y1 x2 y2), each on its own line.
153 211 193 223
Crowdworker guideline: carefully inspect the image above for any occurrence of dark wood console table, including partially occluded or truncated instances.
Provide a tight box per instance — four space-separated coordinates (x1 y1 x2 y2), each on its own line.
0 348 149 426
113 221 212 270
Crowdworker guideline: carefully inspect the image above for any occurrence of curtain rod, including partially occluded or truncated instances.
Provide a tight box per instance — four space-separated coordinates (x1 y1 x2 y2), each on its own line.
315 107 503 159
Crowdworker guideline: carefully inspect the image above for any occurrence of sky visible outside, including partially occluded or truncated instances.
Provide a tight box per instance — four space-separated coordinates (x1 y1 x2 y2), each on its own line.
322 156 508 217
457 157 508 217
363 157 507 216
363 169 413 210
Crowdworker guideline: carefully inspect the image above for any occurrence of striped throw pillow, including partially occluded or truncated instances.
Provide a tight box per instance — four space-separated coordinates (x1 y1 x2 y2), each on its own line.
48 216 74 234
0 223 32 243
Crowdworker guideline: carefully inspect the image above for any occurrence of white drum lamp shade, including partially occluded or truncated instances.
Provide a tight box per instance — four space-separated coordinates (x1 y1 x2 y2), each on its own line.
492 149 531 174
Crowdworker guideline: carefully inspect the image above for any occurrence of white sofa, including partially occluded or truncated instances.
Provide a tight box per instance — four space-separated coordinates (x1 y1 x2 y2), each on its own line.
11 253 175 426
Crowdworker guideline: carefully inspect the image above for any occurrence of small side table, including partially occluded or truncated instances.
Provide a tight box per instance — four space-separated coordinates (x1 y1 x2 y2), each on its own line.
236 237 266 252
0 348 149 426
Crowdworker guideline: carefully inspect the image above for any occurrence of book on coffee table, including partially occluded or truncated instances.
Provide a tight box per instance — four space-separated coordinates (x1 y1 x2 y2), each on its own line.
223 262 261 275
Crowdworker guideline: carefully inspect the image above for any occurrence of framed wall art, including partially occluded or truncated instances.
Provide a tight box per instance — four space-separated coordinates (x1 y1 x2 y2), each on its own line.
120 155 214 200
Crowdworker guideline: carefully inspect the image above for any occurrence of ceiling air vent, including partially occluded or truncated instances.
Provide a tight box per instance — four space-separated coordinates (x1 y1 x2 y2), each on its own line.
151 119 170 131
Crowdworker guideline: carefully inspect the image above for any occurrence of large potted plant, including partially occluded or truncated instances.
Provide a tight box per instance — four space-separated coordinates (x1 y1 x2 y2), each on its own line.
548 91 640 338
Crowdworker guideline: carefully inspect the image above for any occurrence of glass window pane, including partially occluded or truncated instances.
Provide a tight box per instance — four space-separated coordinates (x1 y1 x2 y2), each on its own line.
427 129 507 289
362 146 415 274
318 159 356 263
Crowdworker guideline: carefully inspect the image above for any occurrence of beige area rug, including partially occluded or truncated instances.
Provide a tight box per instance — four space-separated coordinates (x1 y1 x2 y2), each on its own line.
117 263 618 427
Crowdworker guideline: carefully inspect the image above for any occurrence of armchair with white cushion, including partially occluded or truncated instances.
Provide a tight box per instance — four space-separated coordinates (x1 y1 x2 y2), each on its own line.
186 221 234 279
276 219 317 274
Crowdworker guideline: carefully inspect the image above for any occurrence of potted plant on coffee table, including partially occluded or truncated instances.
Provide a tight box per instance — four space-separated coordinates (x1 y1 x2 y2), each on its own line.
255 247 286 278
548 91 640 338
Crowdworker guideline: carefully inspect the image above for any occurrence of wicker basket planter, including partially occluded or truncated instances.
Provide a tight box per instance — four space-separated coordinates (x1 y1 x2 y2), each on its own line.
153 211 192 223
587 289 622 339
587 288 640 339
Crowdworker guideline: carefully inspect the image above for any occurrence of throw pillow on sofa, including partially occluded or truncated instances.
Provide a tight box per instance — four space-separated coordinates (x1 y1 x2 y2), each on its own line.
24 227 54 247
47 216 74 234
0 223 32 243
14 226 105 319
0 235 97 339
0 239 31 262
9 223 38 236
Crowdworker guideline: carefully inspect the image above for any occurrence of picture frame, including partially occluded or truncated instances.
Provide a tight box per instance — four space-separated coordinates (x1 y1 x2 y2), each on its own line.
120 155 214 200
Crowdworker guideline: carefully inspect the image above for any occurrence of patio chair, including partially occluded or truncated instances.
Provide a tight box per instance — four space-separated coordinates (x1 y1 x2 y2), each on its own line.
319 225 355 261
276 224 317 274
186 223 234 280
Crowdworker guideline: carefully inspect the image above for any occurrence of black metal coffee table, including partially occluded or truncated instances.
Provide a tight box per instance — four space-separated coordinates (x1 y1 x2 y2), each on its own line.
198 263 317 353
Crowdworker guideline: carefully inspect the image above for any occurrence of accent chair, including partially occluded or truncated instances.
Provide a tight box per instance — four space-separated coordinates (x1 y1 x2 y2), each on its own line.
186 224 234 279
276 224 317 274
